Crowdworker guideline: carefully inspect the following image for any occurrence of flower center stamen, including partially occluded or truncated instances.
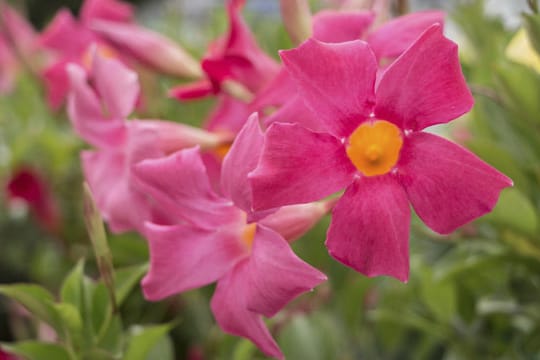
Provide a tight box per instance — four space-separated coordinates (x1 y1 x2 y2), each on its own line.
346 120 403 177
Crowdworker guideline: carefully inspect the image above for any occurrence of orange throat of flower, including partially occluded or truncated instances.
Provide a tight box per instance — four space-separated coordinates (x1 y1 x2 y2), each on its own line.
346 120 403 177
241 223 257 249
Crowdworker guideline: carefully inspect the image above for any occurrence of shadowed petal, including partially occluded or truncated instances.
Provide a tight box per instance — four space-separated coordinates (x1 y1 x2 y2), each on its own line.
312 10 374 43
211 262 284 360
250 122 355 210
246 225 326 317
142 222 246 300
375 24 473 131
280 38 377 137
398 132 513 234
326 176 410 282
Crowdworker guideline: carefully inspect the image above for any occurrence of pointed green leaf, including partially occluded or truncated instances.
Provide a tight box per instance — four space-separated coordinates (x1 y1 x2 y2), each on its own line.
114 263 148 306
123 324 173 360
61 259 85 308
483 188 538 236
1 341 72 360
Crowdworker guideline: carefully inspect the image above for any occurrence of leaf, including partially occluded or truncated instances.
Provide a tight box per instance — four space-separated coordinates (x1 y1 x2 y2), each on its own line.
1 341 72 360
122 324 174 360
0 284 63 335
483 188 538 236
54 303 84 348
524 13 540 55
114 263 148 306
419 269 457 324
61 259 86 308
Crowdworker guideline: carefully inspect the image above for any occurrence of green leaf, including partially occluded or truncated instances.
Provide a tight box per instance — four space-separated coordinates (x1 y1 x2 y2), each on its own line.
114 263 148 306
0 284 63 335
61 259 85 308
419 269 457 323
122 324 173 360
54 303 84 348
483 188 538 236
524 13 540 55
1 341 72 360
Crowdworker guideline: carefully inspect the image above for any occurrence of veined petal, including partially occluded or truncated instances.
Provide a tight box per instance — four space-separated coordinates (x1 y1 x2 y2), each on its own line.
280 38 377 137
312 10 375 43
211 262 284 360
367 10 444 60
66 63 126 148
132 147 238 230
375 24 473 131
398 132 513 234
250 122 355 210
263 96 327 133
246 225 326 317
142 222 246 300
221 113 263 212
91 51 139 119
326 176 410 282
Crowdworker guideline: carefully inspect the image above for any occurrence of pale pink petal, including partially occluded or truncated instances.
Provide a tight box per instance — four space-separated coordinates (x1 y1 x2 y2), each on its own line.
211 262 284 360
66 64 126 148
312 10 374 43
398 132 513 234
250 123 355 210
326 176 410 282
221 113 262 212
80 0 134 24
374 24 473 131
367 10 444 60
0 3 37 56
91 52 139 119
280 38 377 137
204 94 252 134
246 225 326 317
132 148 238 230
142 221 247 300
250 68 296 111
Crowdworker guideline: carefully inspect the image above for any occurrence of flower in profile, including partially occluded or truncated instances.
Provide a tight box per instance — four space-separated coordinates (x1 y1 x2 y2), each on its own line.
250 25 513 281
134 114 328 359
66 51 229 233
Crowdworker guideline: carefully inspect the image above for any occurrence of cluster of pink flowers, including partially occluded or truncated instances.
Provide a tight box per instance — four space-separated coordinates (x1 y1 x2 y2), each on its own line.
2 0 513 358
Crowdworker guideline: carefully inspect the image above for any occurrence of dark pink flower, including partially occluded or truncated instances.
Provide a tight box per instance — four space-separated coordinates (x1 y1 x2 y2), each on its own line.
133 115 328 359
249 25 512 282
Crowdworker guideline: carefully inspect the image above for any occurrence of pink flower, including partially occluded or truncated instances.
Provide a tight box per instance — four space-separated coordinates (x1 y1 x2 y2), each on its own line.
67 52 228 233
133 115 328 359
170 0 279 101
249 25 513 282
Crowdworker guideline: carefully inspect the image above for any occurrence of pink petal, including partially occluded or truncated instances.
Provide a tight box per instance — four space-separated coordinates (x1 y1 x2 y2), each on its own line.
326 176 410 282
262 96 326 133
221 113 262 212
142 221 247 300
91 51 139 119
312 10 375 43
169 80 216 101
211 262 284 360
280 38 377 137
204 94 252 134
374 24 473 131
250 123 355 210
398 132 513 234
80 0 134 24
66 64 126 148
0 3 38 56
246 225 326 317
132 148 238 230
42 59 73 109
367 10 444 60
250 68 296 111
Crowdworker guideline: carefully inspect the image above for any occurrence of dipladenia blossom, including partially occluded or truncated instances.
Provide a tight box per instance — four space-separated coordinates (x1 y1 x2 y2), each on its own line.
250 25 513 281
133 115 329 359
66 51 230 233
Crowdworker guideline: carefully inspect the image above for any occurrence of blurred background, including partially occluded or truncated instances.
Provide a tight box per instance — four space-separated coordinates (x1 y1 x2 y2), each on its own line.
2 0 540 359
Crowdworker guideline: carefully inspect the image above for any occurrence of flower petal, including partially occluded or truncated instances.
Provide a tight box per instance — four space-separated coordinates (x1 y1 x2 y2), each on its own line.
374 24 473 131
246 225 326 317
398 132 513 234
367 10 444 60
312 10 374 43
80 0 133 23
211 262 284 360
326 176 410 282
280 38 377 137
142 222 246 300
263 96 327 133
250 122 355 210
132 147 237 230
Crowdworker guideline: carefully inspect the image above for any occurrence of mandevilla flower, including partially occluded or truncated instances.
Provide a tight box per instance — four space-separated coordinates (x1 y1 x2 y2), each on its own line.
133 114 329 359
250 25 513 281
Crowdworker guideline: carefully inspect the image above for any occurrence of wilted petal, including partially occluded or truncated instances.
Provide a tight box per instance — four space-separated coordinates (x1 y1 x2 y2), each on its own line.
375 24 473 131
142 222 246 300
367 10 444 60
246 225 326 317
250 122 355 210
280 39 377 137
312 10 374 43
211 262 284 360
398 132 513 234
326 176 410 282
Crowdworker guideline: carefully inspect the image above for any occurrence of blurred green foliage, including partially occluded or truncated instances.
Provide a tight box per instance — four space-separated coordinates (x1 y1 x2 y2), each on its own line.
2 0 540 359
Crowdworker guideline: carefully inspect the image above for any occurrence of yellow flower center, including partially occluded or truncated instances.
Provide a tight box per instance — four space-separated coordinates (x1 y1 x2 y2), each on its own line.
346 120 403 177
241 223 257 249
